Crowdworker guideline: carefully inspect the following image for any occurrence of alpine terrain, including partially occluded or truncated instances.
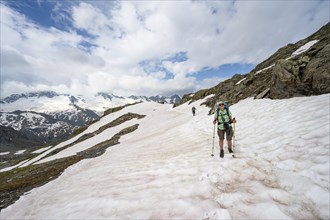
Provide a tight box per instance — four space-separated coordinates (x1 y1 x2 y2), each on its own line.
1 94 329 219
0 23 329 219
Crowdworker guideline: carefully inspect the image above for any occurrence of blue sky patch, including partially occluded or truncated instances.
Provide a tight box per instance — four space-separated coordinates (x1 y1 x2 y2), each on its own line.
166 52 188 63
139 52 188 79
194 63 254 81
78 40 98 53
139 59 174 80
4 0 74 31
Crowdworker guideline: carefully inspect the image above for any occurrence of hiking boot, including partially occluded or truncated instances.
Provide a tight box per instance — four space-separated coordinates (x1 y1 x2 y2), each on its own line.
228 148 234 154
220 150 224 158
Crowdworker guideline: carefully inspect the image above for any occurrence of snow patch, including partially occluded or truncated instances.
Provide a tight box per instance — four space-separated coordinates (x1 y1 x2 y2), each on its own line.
14 150 26 155
236 77 246 85
291 40 318 57
31 146 52 154
255 64 275 75
0 152 10 155
2 94 329 219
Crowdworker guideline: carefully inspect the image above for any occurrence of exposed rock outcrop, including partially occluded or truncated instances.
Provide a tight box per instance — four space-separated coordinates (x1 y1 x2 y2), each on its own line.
270 42 330 98
304 44 330 93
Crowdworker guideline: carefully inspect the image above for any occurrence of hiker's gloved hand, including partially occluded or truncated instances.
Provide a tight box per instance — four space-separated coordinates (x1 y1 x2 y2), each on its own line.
213 119 217 125
232 118 236 123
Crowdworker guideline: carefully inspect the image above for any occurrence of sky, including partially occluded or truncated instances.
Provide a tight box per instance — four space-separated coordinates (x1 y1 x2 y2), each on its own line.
1 94 329 219
0 0 329 98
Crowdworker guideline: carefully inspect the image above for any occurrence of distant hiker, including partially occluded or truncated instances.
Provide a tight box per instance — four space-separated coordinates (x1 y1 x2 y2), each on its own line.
192 106 196 116
213 101 236 158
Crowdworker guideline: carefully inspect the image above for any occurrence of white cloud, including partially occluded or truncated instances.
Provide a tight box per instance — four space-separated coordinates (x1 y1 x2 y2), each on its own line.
162 60 199 78
0 1 329 98
0 81 70 97
72 2 110 35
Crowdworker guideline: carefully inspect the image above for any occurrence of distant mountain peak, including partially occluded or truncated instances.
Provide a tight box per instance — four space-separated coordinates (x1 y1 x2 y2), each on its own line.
1 91 59 103
128 94 181 104
69 96 79 104
96 92 125 100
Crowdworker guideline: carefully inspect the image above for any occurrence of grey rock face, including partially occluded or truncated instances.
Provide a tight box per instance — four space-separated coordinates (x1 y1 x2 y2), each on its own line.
304 44 330 93
270 59 302 98
270 42 330 99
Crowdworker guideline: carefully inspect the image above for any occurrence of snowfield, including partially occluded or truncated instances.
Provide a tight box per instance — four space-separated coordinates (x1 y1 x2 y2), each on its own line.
2 94 329 219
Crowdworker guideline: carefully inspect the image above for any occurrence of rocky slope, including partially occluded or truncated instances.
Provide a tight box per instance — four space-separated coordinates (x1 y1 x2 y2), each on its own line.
0 109 99 152
175 22 330 111
0 126 43 152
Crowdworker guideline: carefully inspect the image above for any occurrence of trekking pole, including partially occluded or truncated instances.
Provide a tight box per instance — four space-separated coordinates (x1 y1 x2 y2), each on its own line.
233 120 236 148
211 123 216 156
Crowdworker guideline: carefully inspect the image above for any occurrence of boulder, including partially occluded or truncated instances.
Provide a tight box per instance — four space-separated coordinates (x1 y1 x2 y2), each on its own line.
304 44 330 93
255 88 270 99
270 59 302 98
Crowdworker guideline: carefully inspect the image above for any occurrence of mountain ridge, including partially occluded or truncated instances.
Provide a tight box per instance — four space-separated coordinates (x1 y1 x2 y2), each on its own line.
1 91 181 105
174 22 330 110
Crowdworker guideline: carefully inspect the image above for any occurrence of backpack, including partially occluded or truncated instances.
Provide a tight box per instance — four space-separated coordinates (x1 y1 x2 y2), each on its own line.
214 101 230 118
214 101 231 129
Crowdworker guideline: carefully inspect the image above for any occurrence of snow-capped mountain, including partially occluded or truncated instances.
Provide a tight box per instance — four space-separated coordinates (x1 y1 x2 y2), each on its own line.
0 91 181 113
0 91 59 104
0 92 181 151
129 94 181 104
1 92 131 114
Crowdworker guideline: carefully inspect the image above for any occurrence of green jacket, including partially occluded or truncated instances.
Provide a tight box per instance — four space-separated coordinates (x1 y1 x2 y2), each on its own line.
214 109 232 130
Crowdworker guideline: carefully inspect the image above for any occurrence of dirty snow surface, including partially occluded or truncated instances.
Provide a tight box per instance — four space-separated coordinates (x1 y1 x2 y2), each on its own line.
2 94 329 219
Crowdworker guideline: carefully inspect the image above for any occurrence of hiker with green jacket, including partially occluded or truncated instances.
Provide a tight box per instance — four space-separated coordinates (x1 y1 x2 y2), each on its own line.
213 101 236 158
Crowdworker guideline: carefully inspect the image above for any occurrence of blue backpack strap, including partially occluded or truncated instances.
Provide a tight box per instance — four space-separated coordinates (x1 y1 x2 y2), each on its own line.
216 108 221 124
